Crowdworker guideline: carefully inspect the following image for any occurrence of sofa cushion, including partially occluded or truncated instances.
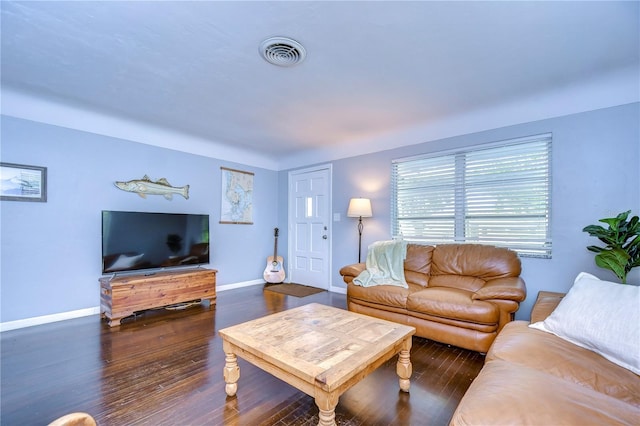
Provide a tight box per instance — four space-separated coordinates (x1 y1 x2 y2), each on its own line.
450 360 640 426
406 287 500 324
403 244 434 287
348 282 422 309
431 244 521 292
489 321 640 407
529 290 565 322
428 275 486 292
530 272 640 375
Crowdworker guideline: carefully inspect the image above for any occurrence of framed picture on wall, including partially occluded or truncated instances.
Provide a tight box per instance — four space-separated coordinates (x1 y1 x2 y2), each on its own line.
220 167 254 224
0 162 47 202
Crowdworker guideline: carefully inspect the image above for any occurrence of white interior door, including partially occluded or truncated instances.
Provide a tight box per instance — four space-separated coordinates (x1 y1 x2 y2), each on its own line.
288 165 332 289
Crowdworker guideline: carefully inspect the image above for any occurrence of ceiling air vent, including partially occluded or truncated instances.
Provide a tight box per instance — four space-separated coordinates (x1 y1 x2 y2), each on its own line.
260 37 306 67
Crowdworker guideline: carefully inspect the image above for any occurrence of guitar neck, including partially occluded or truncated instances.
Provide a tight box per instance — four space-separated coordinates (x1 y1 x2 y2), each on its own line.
272 228 280 261
273 236 278 259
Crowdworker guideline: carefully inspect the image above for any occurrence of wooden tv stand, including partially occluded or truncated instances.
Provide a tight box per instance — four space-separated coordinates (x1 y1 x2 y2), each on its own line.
100 268 217 327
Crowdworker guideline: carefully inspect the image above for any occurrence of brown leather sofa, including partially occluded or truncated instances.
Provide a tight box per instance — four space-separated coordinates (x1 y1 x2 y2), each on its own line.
450 291 640 425
339 243 526 353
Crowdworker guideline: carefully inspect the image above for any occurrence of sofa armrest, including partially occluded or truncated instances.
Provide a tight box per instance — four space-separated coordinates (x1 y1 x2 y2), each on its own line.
530 291 565 323
472 277 527 302
339 263 366 284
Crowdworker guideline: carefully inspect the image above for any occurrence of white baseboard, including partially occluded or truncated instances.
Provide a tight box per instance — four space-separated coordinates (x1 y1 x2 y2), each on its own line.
0 306 101 332
330 285 347 294
0 279 342 332
216 279 264 292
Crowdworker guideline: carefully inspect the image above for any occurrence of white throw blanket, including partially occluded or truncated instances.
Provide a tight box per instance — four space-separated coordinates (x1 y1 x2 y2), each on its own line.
353 240 408 288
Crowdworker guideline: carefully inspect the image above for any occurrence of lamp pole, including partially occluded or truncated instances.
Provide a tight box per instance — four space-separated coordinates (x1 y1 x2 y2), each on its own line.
347 197 373 264
357 216 364 263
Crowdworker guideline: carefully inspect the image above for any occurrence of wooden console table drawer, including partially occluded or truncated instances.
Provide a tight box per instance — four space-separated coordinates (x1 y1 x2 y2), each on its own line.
100 268 217 327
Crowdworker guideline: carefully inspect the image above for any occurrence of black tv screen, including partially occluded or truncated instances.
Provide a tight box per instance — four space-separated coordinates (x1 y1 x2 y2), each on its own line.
102 211 210 274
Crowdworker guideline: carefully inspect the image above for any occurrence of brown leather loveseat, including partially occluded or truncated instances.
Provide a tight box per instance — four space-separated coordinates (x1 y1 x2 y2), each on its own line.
339 243 526 353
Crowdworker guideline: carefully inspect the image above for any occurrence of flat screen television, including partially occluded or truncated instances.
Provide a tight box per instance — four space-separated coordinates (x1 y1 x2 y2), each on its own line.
102 210 210 274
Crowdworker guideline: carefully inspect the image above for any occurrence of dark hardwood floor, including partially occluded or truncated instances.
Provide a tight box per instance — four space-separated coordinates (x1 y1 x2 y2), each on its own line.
1 285 485 425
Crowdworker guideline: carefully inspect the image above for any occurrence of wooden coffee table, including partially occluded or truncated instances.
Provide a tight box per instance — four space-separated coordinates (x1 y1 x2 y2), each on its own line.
218 303 416 426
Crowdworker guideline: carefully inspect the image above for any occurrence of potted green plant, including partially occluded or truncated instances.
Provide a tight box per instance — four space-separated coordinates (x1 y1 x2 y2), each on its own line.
582 210 640 283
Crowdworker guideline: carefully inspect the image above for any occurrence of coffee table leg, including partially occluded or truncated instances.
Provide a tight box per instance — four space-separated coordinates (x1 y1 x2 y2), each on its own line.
223 350 240 397
396 337 412 392
315 391 338 426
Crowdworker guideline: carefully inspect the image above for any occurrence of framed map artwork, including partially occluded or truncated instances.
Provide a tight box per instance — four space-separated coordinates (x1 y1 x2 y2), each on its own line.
220 167 254 224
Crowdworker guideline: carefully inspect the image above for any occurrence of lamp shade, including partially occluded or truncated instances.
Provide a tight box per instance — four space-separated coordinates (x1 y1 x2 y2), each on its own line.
347 198 373 218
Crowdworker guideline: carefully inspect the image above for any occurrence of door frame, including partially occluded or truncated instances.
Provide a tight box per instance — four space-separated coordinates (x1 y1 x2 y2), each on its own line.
287 164 333 290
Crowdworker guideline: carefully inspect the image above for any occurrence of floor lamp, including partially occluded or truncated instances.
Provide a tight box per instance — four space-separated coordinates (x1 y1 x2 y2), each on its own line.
347 198 373 263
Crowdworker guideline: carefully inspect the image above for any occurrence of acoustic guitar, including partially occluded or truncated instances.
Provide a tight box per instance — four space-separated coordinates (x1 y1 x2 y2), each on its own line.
264 227 285 283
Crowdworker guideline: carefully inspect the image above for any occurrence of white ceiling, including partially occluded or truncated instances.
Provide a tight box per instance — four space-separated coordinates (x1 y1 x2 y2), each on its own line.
1 1 639 170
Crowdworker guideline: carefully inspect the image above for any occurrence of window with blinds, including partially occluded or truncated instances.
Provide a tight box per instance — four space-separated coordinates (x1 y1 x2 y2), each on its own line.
391 134 552 258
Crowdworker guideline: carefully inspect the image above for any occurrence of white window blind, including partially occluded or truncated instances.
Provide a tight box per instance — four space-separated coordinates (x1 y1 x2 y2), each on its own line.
391 134 552 258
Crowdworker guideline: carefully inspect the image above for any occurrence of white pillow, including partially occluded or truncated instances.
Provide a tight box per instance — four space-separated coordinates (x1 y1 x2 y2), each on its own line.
529 272 640 374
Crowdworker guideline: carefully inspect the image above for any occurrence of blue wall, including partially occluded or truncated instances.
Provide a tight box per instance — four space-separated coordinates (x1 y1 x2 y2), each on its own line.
287 103 639 320
2 102 639 325
1 116 279 323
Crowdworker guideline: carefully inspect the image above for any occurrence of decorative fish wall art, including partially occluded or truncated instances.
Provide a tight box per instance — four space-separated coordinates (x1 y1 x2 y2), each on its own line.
114 175 189 200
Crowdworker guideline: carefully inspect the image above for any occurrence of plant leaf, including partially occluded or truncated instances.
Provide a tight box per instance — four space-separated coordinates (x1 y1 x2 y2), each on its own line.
627 215 640 232
583 225 617 246
595 249 630 283
623 235 640 251
616 210 631 221
626 236 640 271
582 225 608 236
599 217 620 230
